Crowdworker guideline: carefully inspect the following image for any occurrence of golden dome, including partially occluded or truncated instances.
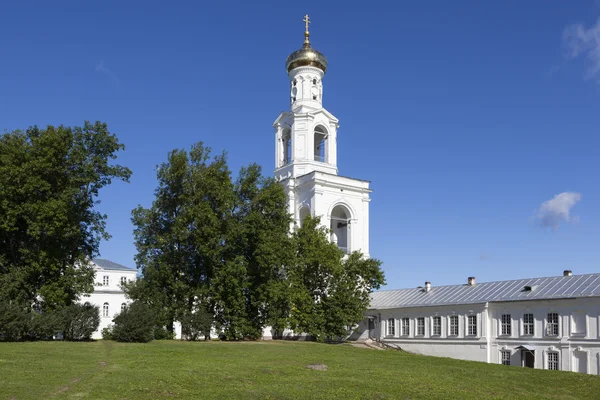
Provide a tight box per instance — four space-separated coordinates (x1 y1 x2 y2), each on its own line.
285 15 328 73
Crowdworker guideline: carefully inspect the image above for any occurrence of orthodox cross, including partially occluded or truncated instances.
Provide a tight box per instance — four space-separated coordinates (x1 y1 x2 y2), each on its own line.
303 14 310 32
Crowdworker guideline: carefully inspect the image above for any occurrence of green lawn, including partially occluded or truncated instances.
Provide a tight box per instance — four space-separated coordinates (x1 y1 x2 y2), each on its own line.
0 341 599 399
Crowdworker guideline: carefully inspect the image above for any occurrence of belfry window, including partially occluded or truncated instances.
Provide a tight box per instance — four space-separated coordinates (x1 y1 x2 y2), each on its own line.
313 126 327 163
282 128 292 165
330 205 350 253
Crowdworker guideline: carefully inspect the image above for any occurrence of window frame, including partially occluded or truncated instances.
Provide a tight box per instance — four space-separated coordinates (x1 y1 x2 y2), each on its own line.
432 316 442 336
546 312 559 337
416 317 425 336
102 302 109 317
401 317 410 336
523 313 534 336
449 315 459 336
467 315 477 337
501 314 512 336
547 351 559 370
102 275 109 286
386 318 396 337
500 350 511 366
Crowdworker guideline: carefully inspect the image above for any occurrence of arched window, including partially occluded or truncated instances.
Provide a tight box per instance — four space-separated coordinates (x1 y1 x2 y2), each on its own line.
121 303 127 312
314 126 327 163
330 205 350 252
103 302 109 317
282 128 292 165
299 206 310 227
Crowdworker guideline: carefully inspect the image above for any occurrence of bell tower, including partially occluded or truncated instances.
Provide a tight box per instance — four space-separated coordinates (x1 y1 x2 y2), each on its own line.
273 15 371 257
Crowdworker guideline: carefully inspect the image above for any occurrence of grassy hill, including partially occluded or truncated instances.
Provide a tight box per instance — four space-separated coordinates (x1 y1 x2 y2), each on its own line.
1 340 599 399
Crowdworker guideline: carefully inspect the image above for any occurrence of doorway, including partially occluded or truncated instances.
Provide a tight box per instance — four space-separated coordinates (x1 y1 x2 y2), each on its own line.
522 350 535 368
368 319 375 339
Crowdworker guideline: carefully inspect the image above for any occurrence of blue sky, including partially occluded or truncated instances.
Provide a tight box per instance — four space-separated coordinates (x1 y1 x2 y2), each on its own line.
2 1 599 289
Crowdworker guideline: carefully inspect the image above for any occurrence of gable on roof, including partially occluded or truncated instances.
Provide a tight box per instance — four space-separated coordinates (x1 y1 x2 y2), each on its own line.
370 273 600 310
92 258 135 271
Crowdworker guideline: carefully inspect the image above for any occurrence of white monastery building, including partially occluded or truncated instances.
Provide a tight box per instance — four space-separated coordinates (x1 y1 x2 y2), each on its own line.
275 16 600 374
361 272 600 374
83 258 137 339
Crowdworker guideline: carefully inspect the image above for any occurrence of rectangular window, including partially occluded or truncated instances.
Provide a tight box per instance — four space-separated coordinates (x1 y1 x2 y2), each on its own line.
572 312 586 335
523 313 534 335
468 315 477 336
417 317 425 336
547 313 559 336
120 276 127 285
501 314 512 336
387 318 395 336
401 317 410 336
501 351 511 366
103 275 109 286
432 316 441 336
449 315 459 336
548 352 559 370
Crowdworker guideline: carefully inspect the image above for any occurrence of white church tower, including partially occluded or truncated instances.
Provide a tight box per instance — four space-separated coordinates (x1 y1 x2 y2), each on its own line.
274 15 371 257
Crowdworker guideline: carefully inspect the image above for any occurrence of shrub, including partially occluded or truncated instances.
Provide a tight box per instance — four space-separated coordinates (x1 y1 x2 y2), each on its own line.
153 326 175 340
0 302 30 341
101 324 114 340
29 310 63 340
181 308 213 341
61 303 100 341
112 302 155 343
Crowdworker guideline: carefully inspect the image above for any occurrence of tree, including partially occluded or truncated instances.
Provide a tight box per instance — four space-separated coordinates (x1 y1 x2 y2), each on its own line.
287 216 385 341
111 302 156 343
130 143 234 334
129 143 293 340
61 303 100 341
0 122 131 310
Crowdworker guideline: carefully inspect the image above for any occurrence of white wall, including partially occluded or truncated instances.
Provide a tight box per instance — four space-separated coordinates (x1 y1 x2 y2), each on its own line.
363 297 600 374
82 267 137 339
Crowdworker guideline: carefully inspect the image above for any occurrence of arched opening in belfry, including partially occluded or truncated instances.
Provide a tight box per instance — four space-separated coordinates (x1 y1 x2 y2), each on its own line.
330 205 350 252
313 125 327 163
282 128 292 165
299 206 310 227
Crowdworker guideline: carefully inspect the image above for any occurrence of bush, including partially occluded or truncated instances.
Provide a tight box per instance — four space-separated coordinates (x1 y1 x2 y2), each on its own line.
181 308 213 341
29 310 63 340
0 302 30 341
112 302 155 343
61 303 100 341
153 326 175 340
101 324 114 340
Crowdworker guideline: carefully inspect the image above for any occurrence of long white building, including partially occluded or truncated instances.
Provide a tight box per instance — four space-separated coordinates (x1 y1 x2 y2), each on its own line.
359 271 600 374
82 258 137 339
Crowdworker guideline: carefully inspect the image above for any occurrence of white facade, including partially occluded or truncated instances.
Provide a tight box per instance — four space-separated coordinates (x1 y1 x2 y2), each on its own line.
274 58 371 256
82 259 137 339
362 274 600 374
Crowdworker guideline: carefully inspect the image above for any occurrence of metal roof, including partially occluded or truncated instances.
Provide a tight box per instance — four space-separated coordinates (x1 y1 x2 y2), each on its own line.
370 273 600 310
92 258 135 271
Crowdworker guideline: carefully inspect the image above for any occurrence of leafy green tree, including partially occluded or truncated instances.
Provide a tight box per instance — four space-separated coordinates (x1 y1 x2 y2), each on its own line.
130 143 233 334
130 143 293 340
0 122 131 310
61 303 100 341
287 216 385 341
112 302 156 343
180 306 213 341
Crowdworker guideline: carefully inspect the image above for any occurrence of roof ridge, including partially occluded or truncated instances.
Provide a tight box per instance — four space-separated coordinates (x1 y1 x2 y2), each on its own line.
373 272 600 293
